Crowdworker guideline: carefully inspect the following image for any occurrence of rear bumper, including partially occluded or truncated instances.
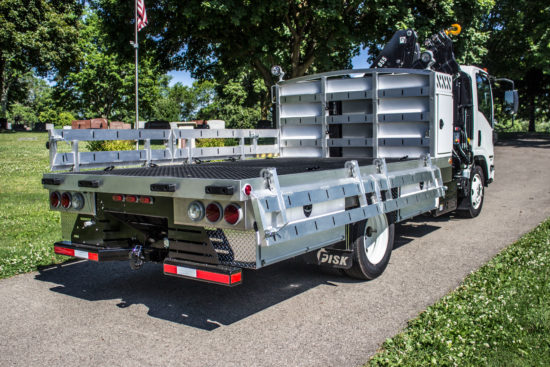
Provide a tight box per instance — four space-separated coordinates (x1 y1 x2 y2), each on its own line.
163 258 242 286
54 242 131 261
53 242 244 286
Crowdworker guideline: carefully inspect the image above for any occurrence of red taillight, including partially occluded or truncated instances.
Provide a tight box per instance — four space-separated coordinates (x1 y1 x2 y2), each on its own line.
50 192 60 208
112 194 124 202
61 192 72 209
139 196 153 204
243 184 252 196
224 203 242 225
112 194 153 204
206 202 222 223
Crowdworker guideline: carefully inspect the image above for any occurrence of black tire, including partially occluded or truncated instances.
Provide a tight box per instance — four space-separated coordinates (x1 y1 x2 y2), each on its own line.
344 214 395 280
458 165 485 218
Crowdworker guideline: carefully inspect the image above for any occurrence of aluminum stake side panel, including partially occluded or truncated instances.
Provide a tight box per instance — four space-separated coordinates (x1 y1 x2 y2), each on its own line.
251 157 445 268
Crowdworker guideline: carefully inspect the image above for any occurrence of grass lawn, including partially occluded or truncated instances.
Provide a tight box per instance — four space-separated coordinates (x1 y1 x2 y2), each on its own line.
0 132 222 278
368 218 550 366
0 132 64 278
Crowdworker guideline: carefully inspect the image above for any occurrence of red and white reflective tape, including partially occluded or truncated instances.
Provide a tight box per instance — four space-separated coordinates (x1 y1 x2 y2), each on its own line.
54 246 98 261
163 264 241 285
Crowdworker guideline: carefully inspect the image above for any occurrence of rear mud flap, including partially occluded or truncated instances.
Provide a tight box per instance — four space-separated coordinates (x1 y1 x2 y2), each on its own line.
304 247 353 269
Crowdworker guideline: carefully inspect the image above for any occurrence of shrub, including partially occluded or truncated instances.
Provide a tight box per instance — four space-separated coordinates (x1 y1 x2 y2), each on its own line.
196 138 225 147
86 140 134 151
38 109 75 128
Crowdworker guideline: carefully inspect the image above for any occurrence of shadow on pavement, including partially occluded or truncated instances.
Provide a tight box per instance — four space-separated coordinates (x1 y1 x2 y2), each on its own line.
35 257 356 331
393 214 458 250
496 136 550 149
35 215 456 330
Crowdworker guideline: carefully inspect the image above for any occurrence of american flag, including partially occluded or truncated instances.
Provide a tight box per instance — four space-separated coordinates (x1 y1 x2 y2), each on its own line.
137 0 148 31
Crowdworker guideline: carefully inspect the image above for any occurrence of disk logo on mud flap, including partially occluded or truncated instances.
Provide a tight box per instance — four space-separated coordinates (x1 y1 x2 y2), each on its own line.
317 248 349 267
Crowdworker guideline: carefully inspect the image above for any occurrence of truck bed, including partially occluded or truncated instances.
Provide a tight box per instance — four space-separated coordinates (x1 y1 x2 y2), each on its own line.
69 157 404 180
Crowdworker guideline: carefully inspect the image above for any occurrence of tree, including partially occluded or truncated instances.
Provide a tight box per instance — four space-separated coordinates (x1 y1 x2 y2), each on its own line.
95 0 499 120
94 0 417 117
484 0 550 131
6 74 55 126
57 11 167 121
393 0 495 65
38 110 75 128
153 80 215 121
0 0 82 118
198 73 263 129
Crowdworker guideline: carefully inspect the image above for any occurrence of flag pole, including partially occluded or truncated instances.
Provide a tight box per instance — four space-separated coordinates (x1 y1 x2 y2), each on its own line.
134 0 139 132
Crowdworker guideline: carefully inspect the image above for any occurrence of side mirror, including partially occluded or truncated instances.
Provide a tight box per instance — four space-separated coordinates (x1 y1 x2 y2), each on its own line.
504 90 519 114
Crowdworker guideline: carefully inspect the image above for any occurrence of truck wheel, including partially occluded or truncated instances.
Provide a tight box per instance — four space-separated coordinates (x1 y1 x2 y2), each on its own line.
458 165 485 218
344 214 394 280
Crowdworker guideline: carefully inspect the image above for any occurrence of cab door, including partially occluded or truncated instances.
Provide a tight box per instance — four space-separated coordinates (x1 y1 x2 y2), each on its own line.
472 71 495 180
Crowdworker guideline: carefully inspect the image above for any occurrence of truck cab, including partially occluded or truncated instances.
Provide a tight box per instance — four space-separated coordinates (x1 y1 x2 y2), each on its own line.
459 66 495 184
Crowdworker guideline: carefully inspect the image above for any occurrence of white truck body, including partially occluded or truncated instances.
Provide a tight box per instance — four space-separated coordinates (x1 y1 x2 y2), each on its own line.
42 66 495 285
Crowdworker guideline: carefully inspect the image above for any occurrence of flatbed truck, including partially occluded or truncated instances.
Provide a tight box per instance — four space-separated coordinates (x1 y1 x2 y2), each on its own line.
42 28 517 285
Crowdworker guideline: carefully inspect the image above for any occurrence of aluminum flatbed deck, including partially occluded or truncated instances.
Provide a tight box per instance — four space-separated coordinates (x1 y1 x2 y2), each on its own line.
67 157 406 180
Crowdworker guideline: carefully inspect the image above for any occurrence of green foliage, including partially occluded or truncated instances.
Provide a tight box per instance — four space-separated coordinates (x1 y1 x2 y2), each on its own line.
198 73 262 129
0 0 82 118
195 138 225 148
86 140 134 152
6 74 60 126
153 80 215 121
495 119 550 134
7 102 38 125
485 0 550 132
395 0 495 65
57 10 166 121
368 218 550 367
38 110 75 128
92 0 507 119
94 0 418 115
0 133 66 278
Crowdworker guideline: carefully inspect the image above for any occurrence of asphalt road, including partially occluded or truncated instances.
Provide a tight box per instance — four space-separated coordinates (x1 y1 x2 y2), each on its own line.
1 138 549 367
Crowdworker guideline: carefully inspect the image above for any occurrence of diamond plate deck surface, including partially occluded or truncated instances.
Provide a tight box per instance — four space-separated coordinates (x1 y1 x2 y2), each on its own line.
66 158 406 179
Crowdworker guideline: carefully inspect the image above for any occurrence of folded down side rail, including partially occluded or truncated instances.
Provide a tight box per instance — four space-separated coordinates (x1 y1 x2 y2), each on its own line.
251 155 445 248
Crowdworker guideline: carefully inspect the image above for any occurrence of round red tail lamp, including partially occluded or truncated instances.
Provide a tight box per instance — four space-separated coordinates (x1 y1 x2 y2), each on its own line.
112 194 124 202
50 192 61 208
206 202 223 223
125 195 138 203
224 203 242 225
139 196 153 204
61 192 72 209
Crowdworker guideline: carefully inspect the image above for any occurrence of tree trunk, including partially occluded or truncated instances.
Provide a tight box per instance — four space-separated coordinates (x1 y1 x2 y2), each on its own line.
525 68 542 133
0 57 7 119
528 94 536 132
260 89 271 120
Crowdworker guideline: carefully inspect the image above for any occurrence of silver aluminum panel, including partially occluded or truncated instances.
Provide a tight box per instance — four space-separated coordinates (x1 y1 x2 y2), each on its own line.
378 86 430 98
281 94 322 103
327 114 373 124
280 116 321 125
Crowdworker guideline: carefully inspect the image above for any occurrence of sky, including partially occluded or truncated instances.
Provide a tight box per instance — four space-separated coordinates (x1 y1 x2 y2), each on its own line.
167 48 371 87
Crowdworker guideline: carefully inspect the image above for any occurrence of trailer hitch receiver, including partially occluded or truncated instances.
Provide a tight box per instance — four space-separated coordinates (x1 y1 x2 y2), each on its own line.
129 245 145 270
